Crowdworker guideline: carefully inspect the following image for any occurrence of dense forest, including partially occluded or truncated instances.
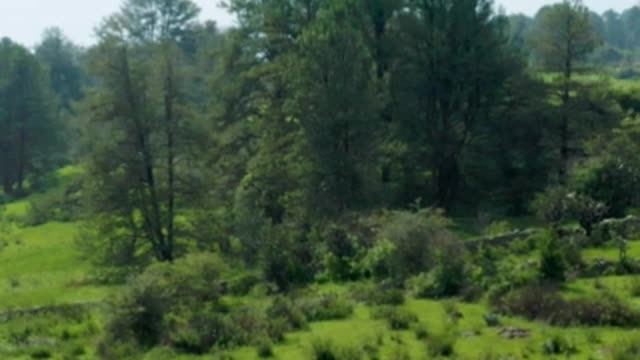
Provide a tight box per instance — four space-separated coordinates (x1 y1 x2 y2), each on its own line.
3 0 640 359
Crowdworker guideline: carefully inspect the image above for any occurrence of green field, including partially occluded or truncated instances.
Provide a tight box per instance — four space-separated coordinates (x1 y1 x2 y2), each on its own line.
2 173 640 360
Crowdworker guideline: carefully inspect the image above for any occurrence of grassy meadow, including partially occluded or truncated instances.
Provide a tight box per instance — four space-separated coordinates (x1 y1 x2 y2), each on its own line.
2 168 640 360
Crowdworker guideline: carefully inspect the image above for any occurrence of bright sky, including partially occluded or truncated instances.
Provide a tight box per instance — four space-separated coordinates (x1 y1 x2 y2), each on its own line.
0 0 637 48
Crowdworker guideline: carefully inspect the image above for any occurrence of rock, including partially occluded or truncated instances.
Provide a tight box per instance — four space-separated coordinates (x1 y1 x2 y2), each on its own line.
498 326 530 339
460 330 479 338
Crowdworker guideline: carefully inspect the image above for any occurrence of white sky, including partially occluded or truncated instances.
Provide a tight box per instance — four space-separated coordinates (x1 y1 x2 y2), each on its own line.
0 0 637 48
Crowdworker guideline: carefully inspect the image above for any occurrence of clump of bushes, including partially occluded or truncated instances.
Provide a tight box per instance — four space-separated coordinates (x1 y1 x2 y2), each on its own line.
350 282 405 306
610 337 640 360
426 331 457 358
256 337 274 358
299 293 354 322
22 177 83 226
372 306 418 330
494 285 640 327
100 254 301 357
542 334 578 355
372 209 460 281
309 338 364 360
267 296 309 331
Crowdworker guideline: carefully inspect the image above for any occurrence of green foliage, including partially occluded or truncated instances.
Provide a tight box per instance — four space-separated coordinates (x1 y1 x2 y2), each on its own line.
426 331 457 358
299 293 354 322
267 296 309 332
538 233 568 282
371 306 418 330
542 334 578 356
569 194 608 236
309 338 364 360
376 209 459 280
532 186 572 227
102 254 227 351
496 285 640 327
483 221 514 237
351 282 405 306
0 38 62 197
260 223 317 291
611 337 640 360
530 0 598 71
256 337 274 358
575 118 640 217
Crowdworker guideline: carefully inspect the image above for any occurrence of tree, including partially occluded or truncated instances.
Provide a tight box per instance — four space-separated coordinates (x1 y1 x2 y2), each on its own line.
603 10 625 49
35 28 85 112
290 0 379 214
0 38 60 196
622 6 640 50
529 0 598 181
390 0 516 209
80 0 201 263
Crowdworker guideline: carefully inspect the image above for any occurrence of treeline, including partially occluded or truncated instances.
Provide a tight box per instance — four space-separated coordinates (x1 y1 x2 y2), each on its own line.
0 29 85 197
509 2 640 68
3 0 640 278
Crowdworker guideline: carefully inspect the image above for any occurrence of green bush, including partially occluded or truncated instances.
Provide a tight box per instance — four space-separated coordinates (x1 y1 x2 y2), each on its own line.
309 338 364 360
483 221 513 237
267 296 308 331
570 194 608 236
260 223 317 291
376 209 457 280
256 337 274 358
103 254 228 352
532 186 572 227
538 233 567 282
426 332 456 358
351 282 405 306
573 158 640 217
542 334 578 356
495 285 640 327
611 337 640 360
413 323 429 340
372 306 418 330
299 293 354 321
30 349 52 359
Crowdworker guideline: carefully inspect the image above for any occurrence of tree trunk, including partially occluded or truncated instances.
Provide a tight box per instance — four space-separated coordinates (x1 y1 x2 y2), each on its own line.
560 38 573 183
436 156 459 211
164 51 176 263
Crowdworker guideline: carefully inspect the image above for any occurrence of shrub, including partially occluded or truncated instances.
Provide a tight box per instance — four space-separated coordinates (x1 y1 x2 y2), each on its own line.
483 221 513 237
103 254 228 351
30 349 52 359
309 338 364 360
542 334 578 355
372 307 418 330
228 272 262 296
570 194 608 237
426 332 456 358
483 313 501 327
573 158 640 218
299 293 354 321
532 186 572 227
321 221 364 281
495 285 640 327
267 296 308 331
611 337 640 360
376 209 458 280
256 337 274 358
351 282 405 306
260 223 317 291
538 233 567 282
629 277 640 297
414 323 429 340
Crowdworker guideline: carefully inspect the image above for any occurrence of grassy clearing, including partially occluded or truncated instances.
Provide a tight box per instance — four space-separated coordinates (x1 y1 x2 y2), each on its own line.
3 170 640 359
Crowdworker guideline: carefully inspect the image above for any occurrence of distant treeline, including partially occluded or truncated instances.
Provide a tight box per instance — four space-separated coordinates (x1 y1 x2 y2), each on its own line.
509 3 640 67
